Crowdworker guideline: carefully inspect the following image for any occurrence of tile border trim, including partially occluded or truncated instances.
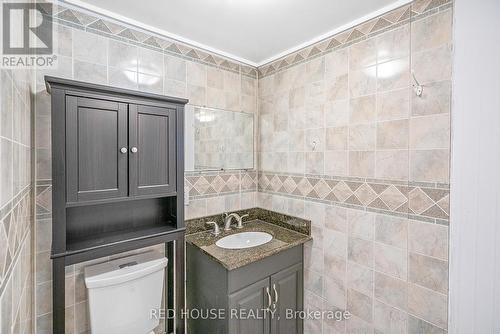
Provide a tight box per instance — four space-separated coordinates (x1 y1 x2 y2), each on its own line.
0 190 32 294
0 185 31 221
185 170 258 199
0 231 30 295
259 171 449 225
41 2 258 78
44 0 452 80
257 0 453 77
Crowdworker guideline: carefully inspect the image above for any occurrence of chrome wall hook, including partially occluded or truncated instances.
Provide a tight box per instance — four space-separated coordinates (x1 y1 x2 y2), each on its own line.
411 70 423 97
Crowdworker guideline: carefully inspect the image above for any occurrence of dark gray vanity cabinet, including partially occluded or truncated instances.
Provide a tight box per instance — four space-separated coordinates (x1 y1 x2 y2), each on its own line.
270 263 303 334
228 278 271 334
187 244 304 334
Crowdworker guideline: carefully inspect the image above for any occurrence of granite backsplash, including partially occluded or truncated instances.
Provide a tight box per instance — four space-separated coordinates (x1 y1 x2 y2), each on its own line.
185 207 311 236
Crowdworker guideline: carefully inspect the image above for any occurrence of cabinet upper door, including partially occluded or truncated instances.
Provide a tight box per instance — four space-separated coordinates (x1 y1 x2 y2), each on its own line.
66 96 128 203
229 277 271 334
128 104 177 197
270 263 303 334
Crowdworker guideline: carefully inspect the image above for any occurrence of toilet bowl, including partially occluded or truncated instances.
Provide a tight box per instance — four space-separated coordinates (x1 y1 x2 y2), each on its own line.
84 251 168 334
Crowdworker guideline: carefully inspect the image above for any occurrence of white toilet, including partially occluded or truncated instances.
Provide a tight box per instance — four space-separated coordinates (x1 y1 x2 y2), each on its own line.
84 251 168 334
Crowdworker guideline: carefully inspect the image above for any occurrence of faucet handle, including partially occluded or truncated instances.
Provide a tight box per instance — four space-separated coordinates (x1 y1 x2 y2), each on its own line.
205 221 220 236
235 213 249 229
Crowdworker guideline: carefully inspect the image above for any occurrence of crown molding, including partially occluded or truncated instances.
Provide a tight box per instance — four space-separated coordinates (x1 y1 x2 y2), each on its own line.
60 0 412 69
60 0 260 67
256 0 412 67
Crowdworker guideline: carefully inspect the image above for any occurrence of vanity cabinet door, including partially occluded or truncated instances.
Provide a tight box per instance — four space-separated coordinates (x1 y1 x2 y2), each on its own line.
270 263 303 334
65 96 128 203
228 278 271 334
128 104 177 197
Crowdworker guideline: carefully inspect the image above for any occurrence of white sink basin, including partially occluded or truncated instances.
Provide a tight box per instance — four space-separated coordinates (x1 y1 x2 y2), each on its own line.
216 232 273 249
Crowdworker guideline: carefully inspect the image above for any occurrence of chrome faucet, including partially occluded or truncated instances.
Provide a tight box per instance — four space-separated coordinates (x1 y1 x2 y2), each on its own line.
223 212 249 231
205 221 221 236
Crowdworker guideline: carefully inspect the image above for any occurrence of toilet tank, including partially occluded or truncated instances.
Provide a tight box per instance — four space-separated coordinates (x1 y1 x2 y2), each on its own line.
84 251 168 334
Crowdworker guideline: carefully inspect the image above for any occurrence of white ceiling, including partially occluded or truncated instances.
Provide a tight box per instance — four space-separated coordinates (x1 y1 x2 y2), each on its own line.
65 0 408 66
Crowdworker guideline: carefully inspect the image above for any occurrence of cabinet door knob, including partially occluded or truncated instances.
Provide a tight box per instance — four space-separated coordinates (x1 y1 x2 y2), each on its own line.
131 147 138 153
120 147 127 154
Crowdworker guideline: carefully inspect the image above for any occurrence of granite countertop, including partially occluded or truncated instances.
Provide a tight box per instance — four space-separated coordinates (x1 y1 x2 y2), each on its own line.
185 219 311 270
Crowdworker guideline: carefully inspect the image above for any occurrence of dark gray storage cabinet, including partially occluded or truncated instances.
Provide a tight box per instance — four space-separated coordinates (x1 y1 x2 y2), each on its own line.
48 77 187 257
65 96 129 202
129 104 177 196
46 76 188 334
187 244 304 334
65 98 177 203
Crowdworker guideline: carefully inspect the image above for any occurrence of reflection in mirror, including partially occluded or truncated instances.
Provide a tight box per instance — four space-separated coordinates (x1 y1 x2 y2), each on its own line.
185 105 254 171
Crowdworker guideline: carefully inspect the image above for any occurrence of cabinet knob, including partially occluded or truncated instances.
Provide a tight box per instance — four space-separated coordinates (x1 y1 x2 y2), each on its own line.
120 147 127 154
131 147 138 153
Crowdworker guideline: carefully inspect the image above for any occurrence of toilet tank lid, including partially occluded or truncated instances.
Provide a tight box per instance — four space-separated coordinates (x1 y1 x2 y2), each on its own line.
84 251 168 289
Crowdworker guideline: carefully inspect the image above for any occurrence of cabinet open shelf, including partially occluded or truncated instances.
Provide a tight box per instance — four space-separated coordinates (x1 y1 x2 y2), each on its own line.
57 223 185 265
65 192 177 208
60 196 180 263
66 223 178 253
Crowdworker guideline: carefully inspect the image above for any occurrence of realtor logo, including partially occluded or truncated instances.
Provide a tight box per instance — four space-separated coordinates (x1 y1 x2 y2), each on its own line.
2 2 56 67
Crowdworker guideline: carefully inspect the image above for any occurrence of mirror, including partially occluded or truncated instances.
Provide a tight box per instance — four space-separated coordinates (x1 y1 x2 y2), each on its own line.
185 105 254 171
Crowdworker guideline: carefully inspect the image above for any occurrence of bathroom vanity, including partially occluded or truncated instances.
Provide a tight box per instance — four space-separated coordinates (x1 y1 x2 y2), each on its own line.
45 77 187 334
186 209 311 334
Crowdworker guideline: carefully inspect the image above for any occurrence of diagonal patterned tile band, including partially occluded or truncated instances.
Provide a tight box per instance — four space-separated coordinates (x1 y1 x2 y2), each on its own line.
259 172 450 225
42 0 450 80
185 171 258 199
33 171 258 218
0 190 32 293
258 0 452 77
39 1 258 78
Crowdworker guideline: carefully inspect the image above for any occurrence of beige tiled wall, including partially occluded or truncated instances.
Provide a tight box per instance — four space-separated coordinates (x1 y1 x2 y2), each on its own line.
0 65 34 333
257 2 451 333
33 16 258 334
258 11 451 185
30 1 452 334
257 197 449 333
